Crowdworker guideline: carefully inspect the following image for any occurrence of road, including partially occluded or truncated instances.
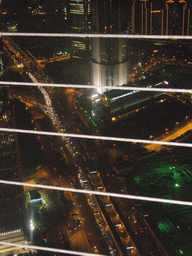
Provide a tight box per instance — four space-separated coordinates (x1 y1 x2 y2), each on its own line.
23 165 109 255
145 118 192 152
50 87 141 255
3 39 111 253
3 36 164 255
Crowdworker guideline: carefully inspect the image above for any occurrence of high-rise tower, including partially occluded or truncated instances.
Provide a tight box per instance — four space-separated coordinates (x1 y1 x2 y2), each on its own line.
91 0 129 93
92 38 129 94
0 86 27 255
69 0 91 59
131 0 191 36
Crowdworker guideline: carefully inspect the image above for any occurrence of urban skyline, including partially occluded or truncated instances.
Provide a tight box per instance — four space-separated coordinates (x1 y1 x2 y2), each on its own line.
1 0 192 35
0 0 192 256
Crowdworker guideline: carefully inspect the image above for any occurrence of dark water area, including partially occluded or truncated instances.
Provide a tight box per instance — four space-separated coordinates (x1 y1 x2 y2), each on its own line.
14 36 70 59
12 36 91 85
14 100 45 175
45 59 91 85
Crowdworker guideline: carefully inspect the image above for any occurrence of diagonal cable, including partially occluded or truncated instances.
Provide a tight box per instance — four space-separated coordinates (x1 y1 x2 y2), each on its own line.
0 179 192 206
1 80 192 93
1 127 192 148
0 241 106 256
1 32 192 39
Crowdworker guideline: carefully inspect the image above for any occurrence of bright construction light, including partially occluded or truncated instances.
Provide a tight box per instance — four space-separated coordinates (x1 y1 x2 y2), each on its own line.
30 220 34 230
91 94 98 99
127 246 134 250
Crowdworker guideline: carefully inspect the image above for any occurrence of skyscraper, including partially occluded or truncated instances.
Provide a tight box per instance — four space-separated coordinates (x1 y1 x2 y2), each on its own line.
91 0 129 93
131 0 191 35
69 0 91 59
0 86 26 255
92 38 129 93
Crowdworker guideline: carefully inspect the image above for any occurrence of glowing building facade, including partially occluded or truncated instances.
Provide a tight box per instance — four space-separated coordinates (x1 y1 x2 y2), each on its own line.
69 0 91 59
92 38 129 93
131 0 191 36
91 0 129 93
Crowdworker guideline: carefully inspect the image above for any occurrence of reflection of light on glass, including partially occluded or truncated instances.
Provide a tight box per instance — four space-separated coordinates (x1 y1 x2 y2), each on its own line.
163 80 169 85
127 246 134 250
111 90 138 102
91 94 98 99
